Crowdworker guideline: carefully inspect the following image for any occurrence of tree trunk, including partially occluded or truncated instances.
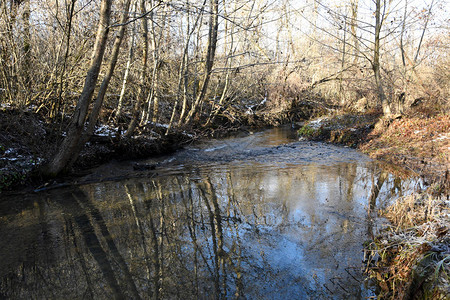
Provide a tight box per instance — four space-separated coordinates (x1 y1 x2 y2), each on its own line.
373 0 391 117
350 0 359 64
339 16 347 106
52 0 76 119
41 0 113 177
115 1 138 122
125 0 149 137
183 0 219 125
63 0 132 167
20 0 31 106
177 2 206 126
205 0 235 126
166 0 205 134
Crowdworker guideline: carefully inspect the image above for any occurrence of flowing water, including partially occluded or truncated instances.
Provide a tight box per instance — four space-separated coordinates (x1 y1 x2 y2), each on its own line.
0 127 421 299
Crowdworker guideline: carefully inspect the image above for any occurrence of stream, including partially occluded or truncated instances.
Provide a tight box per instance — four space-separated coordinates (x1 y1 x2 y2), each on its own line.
0 127 422 299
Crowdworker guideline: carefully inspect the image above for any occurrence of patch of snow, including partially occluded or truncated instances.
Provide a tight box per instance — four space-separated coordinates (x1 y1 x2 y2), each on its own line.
244 98 266 115
26 104 38 111
95 124 118 137
308 117 327 129
149 130 161 138
148 122 170 129
4 148 15 155
1 147 42 167
182 131 194 138
161 157 175 164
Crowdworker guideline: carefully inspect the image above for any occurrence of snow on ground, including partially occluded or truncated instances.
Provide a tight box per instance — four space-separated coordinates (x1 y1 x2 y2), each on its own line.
94 124 118 137
147 122 170 129
1 147 42 171
308 117 328 129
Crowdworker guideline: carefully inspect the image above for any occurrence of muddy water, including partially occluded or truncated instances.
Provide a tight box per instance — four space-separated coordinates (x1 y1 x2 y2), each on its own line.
0 127 420 299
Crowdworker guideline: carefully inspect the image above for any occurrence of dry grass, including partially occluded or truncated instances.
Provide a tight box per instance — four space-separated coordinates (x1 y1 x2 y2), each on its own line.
360 114 450 184
367 192 450 299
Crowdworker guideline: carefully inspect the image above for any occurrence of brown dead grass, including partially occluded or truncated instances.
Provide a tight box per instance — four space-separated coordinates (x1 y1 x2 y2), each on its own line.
367 193 450 299
360 114 450 184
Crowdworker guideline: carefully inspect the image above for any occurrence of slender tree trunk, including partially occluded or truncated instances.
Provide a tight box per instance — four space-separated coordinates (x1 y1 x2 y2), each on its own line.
206 68 231 126
150 3 166 124
52 0 76 119
115 1 138 122
41 0 113 177
0 2 13 102
400 0 407 68
205 0 236 126
166 0 205 134
177 51 192 126
125 0 149 137
183 0 219 125
373 0 390 117
61 0 133 168
339 16 347 106
414 0 434 65
20 0 31 106
140 1 158 125
177 3 206 126
350 0 359 64
166 50 187 134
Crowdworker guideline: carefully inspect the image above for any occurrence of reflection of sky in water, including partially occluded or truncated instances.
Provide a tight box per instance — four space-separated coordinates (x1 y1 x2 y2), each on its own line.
0 127 420 299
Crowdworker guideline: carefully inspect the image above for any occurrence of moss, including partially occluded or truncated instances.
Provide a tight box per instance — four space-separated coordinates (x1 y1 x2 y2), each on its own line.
297 125 321 137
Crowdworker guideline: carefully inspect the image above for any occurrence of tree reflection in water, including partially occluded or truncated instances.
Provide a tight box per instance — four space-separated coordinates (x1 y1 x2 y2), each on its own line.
0 156 419 299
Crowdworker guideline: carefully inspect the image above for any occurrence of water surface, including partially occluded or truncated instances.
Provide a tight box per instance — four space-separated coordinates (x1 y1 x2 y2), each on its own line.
0 127 420 299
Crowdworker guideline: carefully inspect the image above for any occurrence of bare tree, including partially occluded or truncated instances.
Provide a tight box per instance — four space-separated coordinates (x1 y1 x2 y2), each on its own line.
42 0 113 176
125 0 150 137
115 0 138 122
373 0 391 117
183 0 219 125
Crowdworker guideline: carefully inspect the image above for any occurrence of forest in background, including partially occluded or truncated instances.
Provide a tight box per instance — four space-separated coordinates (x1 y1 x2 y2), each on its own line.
0 0 449 174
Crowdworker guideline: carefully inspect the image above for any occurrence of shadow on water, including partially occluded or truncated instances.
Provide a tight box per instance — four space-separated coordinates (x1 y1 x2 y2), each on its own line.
0 127 422 299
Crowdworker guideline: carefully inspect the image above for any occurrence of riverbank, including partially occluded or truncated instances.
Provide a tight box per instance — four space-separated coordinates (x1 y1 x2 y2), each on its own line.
297 111 449 185
0 92 326 192
0 108 195 192
298 110 449 299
